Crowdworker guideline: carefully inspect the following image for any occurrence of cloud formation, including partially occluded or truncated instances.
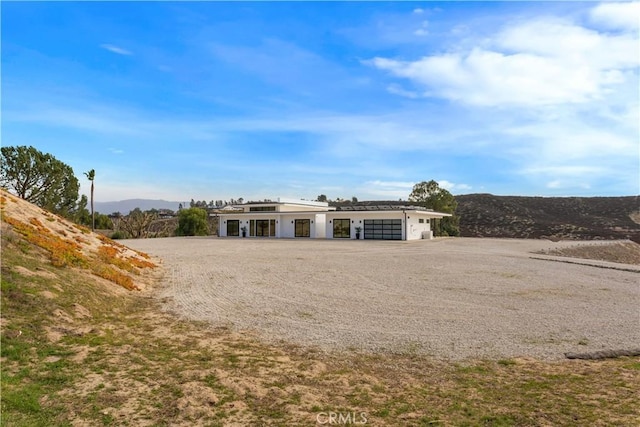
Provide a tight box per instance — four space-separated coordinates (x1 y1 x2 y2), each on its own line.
367 6 638 108
100 44 133 56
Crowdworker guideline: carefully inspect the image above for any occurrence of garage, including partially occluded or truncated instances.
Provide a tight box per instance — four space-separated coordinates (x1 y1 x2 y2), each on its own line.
364 219 402 240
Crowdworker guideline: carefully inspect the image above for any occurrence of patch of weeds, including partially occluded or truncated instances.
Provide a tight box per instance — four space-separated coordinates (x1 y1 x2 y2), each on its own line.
479 414 518 426
418 416 445 426
455 364 492 375
497 359 516 366
225 353 240 366
346 388 373 407
623 361 640 370
296 311 313 319
372 407 390 418
289 390 302 405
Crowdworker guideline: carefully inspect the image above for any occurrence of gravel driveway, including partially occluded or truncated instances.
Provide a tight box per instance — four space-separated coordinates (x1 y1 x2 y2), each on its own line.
125 237 640 361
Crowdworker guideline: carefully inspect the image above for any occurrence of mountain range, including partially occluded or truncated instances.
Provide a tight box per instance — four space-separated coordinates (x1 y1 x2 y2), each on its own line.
94 199 183 214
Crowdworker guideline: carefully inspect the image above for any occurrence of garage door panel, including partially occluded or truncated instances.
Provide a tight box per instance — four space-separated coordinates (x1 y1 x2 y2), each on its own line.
364 219 402 240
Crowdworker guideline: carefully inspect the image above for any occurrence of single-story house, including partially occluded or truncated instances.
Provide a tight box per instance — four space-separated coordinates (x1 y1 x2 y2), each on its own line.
217 198 451 241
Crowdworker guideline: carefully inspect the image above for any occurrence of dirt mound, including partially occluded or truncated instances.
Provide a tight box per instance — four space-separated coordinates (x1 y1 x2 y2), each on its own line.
537 240 640 265
1 189 158 291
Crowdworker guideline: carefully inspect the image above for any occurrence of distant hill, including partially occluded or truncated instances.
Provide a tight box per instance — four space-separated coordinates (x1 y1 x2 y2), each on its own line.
333 195 640 242
94 199 182 215
456 194 640 242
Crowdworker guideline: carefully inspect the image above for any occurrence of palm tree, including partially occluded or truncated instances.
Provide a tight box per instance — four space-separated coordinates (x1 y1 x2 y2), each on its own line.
84 169 95 230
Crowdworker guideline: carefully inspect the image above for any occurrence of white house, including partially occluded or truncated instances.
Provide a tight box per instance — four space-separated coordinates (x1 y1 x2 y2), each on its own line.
217 198 451 241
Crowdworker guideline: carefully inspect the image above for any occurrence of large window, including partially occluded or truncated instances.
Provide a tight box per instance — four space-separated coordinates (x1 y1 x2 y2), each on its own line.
333 219 351 238
226 220 240 237
249 206 276 212
295 219 310 237
254 219 276 237
364 219 402 240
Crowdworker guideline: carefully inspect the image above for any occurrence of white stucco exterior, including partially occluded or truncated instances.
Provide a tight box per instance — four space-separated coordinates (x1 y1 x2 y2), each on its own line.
218 199 450 241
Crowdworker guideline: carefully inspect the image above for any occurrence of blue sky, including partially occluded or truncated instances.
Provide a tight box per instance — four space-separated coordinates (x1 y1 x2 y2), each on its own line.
2 1 639 203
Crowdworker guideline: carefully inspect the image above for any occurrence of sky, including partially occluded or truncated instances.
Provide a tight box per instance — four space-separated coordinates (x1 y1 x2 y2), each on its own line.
2 1 639 203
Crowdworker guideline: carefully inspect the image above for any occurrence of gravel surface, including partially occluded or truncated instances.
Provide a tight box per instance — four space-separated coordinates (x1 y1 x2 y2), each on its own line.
125 237 640 361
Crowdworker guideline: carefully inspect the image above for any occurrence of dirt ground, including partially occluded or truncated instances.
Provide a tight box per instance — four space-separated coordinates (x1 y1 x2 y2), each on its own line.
125 237 640 361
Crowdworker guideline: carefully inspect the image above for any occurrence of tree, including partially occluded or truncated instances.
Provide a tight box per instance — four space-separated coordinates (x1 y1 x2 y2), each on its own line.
74 195 91 226
351 196 358 203
409 180 460 236
317 194 327 202
84 169 95 230
1 145 79 217
175 207 209 236
119 208 157 238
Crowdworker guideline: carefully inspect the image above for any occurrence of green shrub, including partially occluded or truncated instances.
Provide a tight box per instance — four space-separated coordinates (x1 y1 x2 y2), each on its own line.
110 231 126 240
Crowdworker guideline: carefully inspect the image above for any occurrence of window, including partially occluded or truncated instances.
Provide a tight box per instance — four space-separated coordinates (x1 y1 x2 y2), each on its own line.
295 219 310 237
255 220 269 236
249 206 276 212
419 218 424 223
363 219 402 240
333 219 350 238
226 220 240 237
254 219 276 237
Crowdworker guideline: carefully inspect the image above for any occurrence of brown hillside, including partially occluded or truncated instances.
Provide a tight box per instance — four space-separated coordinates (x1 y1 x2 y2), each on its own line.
457 194 640 242
0 189 158 291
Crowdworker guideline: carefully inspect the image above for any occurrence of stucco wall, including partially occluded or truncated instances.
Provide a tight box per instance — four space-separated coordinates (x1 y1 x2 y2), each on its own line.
406 214 432 240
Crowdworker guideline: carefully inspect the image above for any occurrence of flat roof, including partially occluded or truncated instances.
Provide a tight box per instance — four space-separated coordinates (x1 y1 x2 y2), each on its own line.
219 209 451 217
230 198 329 208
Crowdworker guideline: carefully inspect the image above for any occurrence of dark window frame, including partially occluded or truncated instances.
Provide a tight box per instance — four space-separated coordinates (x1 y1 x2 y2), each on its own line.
226 220 240 237
333 218 351 238
295 219 311 237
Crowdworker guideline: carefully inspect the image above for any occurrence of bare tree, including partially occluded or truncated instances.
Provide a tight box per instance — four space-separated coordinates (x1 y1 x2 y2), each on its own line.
119 208 157 238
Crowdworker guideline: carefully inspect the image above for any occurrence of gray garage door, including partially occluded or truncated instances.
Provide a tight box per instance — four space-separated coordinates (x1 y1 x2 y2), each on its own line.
364 219 402 240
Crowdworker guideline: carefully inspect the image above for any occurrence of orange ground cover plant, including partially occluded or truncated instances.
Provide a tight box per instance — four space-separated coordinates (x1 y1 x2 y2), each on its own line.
4 216 86 268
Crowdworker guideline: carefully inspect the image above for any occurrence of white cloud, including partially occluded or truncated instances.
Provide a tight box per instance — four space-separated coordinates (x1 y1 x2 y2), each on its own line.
100 44 133 56
367 180 415 189
368 9 639 107
386 83 419 98
413 8 424 15
414 20 429 36
590 1 640 31
438 180 472 192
